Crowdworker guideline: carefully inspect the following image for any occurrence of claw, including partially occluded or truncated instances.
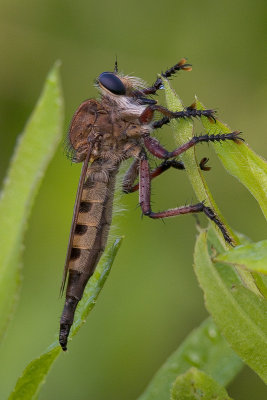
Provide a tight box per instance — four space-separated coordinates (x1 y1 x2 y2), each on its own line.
188 100 197 110
199 157 211 171
178 58 187 66
232 131 244 143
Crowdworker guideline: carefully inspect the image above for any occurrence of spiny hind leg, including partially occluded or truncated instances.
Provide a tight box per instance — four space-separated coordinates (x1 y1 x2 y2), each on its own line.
143 131 243 159
138 151 233 245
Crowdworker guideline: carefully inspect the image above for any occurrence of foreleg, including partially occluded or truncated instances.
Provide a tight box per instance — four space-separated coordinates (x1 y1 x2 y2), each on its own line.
135 58 192 97
139 104 215 125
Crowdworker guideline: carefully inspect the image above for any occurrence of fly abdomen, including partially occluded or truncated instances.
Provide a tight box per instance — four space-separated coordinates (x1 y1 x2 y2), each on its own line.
60 161 118 350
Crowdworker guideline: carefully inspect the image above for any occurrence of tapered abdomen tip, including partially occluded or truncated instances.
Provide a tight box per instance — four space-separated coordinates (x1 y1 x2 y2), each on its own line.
59 323 71 351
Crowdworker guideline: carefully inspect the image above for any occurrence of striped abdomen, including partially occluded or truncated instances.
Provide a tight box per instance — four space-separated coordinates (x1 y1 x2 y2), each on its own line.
60 160 118 350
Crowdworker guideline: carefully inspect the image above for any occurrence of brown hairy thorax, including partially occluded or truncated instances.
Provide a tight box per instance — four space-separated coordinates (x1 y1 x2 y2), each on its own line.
59 59 242 351
68 74 149 164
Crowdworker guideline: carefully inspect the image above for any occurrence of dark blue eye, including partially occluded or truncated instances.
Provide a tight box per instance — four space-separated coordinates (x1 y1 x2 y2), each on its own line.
98 72 126 95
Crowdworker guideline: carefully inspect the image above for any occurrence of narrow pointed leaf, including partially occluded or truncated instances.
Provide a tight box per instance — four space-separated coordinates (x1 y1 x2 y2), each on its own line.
215 240 267 274
137 318 242 400
8 238 123 400
196 99 267 220
194 230 267 383
171 367 233 400
0 62 63 341
163 78 236 247
163 80 260 294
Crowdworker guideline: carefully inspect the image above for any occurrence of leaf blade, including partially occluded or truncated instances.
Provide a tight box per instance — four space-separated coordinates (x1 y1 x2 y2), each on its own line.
137 318 242 400
162 78 236 247
196 99 267 220
8 238 123 400
194 230 267 383
0 62 64 340
163 81 262 295
215 240 267 274
171 368 233 400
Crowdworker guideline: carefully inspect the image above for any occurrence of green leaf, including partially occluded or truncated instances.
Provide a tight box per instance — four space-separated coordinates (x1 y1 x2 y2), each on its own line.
162 78 236 247
163 79 262 296
69 237 123 339
8 237 123 400
194 230 267 383
0 62 63 341
171 367 233 400
164 80 264 297
196 99 267 220
215 240 267 275
137 318 242 400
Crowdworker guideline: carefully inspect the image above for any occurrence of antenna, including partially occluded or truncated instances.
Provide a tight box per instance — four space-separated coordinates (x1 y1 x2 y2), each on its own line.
114 55 118 73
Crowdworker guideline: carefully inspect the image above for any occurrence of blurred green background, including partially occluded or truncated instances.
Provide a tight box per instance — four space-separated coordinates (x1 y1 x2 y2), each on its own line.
0 0 266 399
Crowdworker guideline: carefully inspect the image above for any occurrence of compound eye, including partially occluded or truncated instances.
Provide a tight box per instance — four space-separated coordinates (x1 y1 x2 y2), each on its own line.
98 72 126 95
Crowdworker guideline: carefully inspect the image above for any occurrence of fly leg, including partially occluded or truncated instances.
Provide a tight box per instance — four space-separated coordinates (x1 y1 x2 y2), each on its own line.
134 58 192 97
139 104 216 125
123 158 210 194
138 152 233 244
122 158 140 193
143 131 243 160
122 158 183 194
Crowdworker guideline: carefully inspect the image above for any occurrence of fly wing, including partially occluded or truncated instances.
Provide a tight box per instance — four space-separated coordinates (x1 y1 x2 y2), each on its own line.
61 99 102 295
60 146 92 296
66 99 100 162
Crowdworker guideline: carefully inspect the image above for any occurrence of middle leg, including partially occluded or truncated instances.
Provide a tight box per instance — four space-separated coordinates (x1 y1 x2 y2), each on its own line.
123 157 210 194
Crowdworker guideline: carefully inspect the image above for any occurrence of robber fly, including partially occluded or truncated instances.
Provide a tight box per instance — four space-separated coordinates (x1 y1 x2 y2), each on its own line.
59 58 242 351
